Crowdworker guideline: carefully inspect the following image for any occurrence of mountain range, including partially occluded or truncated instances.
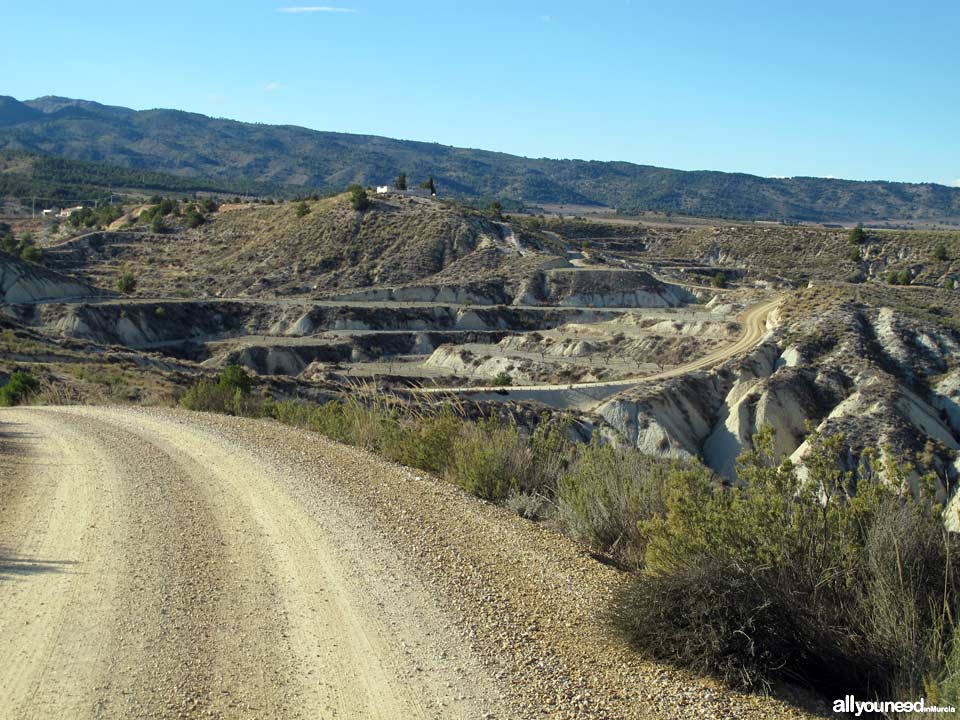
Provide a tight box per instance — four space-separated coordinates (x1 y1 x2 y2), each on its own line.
1 94 958 223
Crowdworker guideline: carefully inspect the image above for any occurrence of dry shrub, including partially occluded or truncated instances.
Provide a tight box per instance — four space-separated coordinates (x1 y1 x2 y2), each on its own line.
611 430 960 701
556 442 675 568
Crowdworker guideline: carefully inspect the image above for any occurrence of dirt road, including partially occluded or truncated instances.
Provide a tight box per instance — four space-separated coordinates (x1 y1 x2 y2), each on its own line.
0 406 819 719
414 296 782 409
0 406 505 719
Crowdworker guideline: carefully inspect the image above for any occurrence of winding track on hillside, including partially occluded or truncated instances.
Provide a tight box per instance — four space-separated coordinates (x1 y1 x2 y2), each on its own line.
0 406 819 720
413 295 782 409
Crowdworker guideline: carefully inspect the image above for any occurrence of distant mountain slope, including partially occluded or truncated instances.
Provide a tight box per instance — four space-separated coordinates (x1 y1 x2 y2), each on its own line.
1 95 958 223
0 150 308 204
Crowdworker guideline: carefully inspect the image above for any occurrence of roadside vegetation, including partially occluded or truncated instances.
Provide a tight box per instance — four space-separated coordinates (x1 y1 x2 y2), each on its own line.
178 365 960 708
0 370 40 406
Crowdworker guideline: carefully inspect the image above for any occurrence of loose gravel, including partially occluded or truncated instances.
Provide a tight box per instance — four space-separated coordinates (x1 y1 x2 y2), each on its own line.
0 406 829 719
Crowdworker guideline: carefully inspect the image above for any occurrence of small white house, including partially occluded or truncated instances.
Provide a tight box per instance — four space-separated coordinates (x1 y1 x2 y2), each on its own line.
41 207 60 218
57 205 84 218
376 185 390 194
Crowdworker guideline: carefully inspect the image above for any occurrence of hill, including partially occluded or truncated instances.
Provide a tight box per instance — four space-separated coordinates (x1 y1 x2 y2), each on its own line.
40 192 537 298
1 95 959 223
0 150 306 206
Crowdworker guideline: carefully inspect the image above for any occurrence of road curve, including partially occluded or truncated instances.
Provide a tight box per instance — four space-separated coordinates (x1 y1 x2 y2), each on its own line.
0 406 504 720
413 296 782 409
0 405 819 720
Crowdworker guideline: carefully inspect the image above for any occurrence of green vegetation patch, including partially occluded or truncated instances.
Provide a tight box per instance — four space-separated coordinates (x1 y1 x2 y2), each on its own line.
0 370 40 406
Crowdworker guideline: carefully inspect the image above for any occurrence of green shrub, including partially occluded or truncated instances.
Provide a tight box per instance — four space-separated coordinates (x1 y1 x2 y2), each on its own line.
451 419 531 501
20 244 42 263
0 371 40 406
180 380 253 416
712 271 727 288
185 208 205 228
612 430 960 698
557 443 674 568
528 418 575 494
116 271 137 294
179 365 257 416
348 184 369 211
218 364 251 395
848 223 866 244
491 371 512 387
383 405 462 473
847 244 862 262
295 201 310 218
934 242 949 262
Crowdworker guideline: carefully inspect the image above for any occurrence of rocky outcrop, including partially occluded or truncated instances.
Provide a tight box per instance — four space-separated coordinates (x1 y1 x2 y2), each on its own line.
0 252 108 304
514 269 695 308
44 300 621 348
326 282 511 306
598 305 960 496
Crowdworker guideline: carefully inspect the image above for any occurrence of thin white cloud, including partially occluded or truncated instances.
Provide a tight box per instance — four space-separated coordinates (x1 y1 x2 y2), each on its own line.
950 179 960 187
278 6 355 13
264 82 285 92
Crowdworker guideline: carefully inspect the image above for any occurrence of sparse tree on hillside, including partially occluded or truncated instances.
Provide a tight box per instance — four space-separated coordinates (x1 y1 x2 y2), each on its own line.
490 201 503 220
934 242 949 262
395 173 407 191
117 271 137 294
848 223 866 244
1 233 18 255
20 245 42 264
712 272 727 288
295 201 310 218
420 177 436 195
348 184 369 211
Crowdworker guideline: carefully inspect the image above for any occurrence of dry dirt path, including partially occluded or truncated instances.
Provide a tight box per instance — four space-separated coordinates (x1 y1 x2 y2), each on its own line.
0 405 823 720
0 406 506 719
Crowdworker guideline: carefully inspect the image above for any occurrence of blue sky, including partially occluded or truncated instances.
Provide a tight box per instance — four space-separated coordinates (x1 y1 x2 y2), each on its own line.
3 1 958 185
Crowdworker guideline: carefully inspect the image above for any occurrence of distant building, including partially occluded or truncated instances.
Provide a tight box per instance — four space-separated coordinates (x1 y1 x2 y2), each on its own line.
376 185 391 194
57 206 84 218
41 207 60 218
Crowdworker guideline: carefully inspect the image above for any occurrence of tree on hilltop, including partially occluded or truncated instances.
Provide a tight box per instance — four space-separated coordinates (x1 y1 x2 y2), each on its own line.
348 184 369 211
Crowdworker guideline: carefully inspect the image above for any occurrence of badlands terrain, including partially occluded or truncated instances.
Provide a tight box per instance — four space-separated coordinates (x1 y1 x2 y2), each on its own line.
4 192 959 486
2 190 960 717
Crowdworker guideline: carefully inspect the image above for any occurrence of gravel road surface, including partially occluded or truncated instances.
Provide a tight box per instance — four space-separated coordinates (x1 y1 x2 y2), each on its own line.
0 406 824 719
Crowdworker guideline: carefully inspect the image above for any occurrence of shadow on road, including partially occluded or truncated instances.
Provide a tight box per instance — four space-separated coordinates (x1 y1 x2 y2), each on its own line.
0 421 42 459
0 549 79 581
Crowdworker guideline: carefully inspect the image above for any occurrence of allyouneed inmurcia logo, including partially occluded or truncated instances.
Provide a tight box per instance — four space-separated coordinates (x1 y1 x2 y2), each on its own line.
834 696 956 716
